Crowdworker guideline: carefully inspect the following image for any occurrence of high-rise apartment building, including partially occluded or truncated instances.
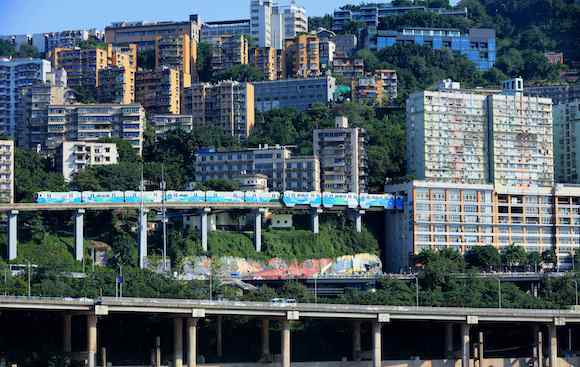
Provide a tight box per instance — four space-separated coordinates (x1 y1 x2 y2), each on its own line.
526 84 580 106
0 58 51 138
353 70 397 106
251 0 307 50
283 34 320 78
253 76 336 112
45 30 103 53
155 34 196 88
149 114 194 137
211 35 249 73
406 79 554 188
201 19 251 45
313 116 368 193
332 56 364 80
105 15 202 48
57 141 119 182
47 103 145 154
97 67 135 105
194 145 320 192
252 47 280 80
135 68 181 115
183 81 255 141
554 100 580 183
18 69 72 150
384 180 580 271
51 48 109 91
0 140 14 203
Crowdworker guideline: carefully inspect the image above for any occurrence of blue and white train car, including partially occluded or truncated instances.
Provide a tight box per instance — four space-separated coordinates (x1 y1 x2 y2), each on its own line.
282 191 322 207
244 191 280 204
322 192 359 208
124 191 164 204
82 191 125 204
205 191 245 204
359 193 395 209
165 191 206 204
36 192 82 204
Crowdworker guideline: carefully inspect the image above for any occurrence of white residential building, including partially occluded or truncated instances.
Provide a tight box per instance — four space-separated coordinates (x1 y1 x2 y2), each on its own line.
0 140 14 203
406 78 554 188
251 0 307 49
149 114 194 137
58 141 119 182
0 58 51 138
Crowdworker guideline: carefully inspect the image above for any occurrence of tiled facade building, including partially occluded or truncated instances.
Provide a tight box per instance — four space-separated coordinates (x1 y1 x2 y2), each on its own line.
149 114 194 137
283 34 320 78
155 34 196 88
554 99 580 183
211 35 249 73
135 68 181 115
0 140 14 203
58 141 119 182
253 76 336 112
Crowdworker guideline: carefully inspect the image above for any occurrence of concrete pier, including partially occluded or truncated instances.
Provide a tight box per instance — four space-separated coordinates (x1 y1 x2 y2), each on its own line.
261 319 271 361
461 323 470 367
549 324 558 367
353 320 362 361
373 322 382 367
217 316 223 358
310 209 322 234
254 209 265 252
200 208 211 252
478 331 484 367
75 209 85 261
87 314 97 367
535 326 544 367
351 210 365 233
8 210 18 260
138 208 149 269
282 320 291 367
174 318 184 367
445 323 454 358
63 314 72 353
187 318 198 367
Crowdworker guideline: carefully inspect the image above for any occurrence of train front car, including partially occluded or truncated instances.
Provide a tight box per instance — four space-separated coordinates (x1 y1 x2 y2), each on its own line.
282 191 322 208
36 192 82 204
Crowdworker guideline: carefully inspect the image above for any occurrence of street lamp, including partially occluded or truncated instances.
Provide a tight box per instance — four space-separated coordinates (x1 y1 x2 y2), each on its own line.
497 278 502 308
573 279 578 306
415 274 420 308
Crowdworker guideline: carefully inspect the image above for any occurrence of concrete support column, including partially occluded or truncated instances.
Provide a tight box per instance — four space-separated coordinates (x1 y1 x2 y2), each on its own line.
63 314 72 353
87 314 97 367
478 330 484 367
8 210 18 260
261 319 270 360
155 336 161 367
549 324 558 367
445 323 454 359
310 209 322 235
75 209 85 262
138 208 149 269
373 321 382 367
101 347 107 367
353 320 362 361
217 316 223 358
254 209 265 252
282 319 291 367
534 326 544 367
461 323 470 367
351 210 365 233
174 318 184 367
187 318 198 367
200 208 211 252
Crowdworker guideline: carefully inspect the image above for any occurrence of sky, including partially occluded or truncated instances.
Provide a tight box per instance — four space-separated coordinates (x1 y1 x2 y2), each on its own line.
0 0 373 35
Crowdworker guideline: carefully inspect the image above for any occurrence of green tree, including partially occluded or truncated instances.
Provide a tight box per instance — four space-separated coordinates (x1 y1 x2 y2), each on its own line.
502 244 528 270
213 64 265 82
0 39 16 57
465 246 501 271
14 148 67 202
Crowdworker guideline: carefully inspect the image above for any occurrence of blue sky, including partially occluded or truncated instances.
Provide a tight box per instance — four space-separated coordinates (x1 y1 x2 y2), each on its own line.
0 0 370 35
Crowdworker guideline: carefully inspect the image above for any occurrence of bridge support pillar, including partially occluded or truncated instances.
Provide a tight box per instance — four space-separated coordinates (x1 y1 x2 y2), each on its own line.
350 210 365 233
373 321 382 367
187 318 198 367
549 324 558 367
310 209 322 234
200 208 211 252
461 323 470 367
217 316 223 358
87 313 97 367
534 325 544 367
75 209 85 262
155 336 162 367
254 209 265 252
261 319 271 361
8 210 18 260
445 323 454 358
477 330 484 367
138 208 149 269
174 317 184 367
63 314 72 353
282 319 291 367
353 320 362 361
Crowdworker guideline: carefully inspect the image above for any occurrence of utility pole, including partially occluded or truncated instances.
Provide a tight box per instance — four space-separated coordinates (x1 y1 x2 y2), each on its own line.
498 278 502 308
27 261 31 298
415 275 420 308
161 164 167 272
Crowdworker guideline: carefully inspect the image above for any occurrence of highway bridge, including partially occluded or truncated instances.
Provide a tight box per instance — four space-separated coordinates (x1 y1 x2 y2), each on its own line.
0 296 577 367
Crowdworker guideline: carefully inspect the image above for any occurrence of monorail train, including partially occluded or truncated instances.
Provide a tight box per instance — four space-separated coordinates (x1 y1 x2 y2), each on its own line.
35 191 404 210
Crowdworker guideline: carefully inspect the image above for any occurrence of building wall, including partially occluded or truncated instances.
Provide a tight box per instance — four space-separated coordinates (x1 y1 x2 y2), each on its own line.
58 141 119 182
0 58 51 138
201 19 251 45
97 67 135 104
283 34 320 79
0 140 14 203
105 17 200 49
149 114 194 137
253 76 336 112
554 100 580 183
135 68 181 114
211 35 249 73
52 48 108 90
155 34 195 88
252 47 278 80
